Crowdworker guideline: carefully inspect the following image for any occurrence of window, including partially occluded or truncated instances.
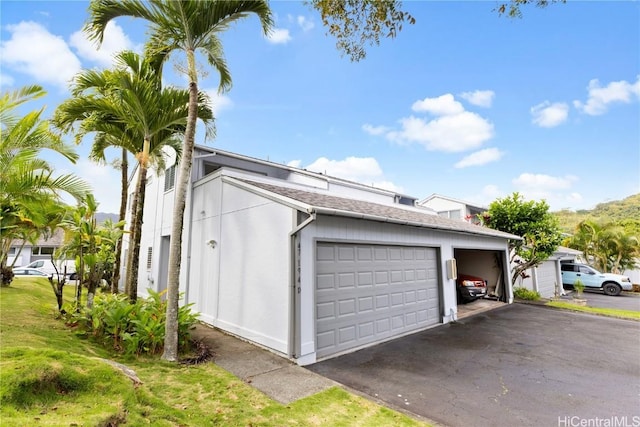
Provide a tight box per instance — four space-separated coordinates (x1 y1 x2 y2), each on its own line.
32 247 54 255
438 209 462 220
164 164 176 191
8 248 16 255
146 247 153 270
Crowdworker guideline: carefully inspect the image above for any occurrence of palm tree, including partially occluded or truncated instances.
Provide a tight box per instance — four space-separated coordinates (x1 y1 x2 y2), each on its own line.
85 0 273 361
1 86 90 285
55 50 214 303
567 220 640 273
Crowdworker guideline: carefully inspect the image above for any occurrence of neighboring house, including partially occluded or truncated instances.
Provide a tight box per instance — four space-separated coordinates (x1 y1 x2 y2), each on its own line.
8 229 65 267
515 246 583 298
418 194 486 225
122 147 519 365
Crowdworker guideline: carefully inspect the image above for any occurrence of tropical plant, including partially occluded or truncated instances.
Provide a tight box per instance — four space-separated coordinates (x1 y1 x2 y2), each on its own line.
0 85 89 285
480 192 563 286
566 220 639 274
70 289 198 356
84 0 273 361
573 278 585 297
54 51 213 303
513 287 541 301
58 195 111 309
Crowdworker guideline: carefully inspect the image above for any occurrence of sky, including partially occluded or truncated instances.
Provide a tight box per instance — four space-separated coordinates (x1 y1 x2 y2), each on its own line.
1 0 639 214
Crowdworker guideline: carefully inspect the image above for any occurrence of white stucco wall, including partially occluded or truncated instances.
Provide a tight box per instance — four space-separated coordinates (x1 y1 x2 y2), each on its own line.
420 198 466 213
188 175 293 355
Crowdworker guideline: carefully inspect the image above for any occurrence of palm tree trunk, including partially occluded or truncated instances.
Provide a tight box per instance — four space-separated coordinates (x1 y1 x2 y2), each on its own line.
112 148 128 293
125 164 148 304
163 62 199 362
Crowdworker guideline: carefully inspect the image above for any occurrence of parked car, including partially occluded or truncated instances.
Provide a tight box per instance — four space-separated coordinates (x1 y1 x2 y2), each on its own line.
24 259 76 278
12 267 52 278
560 263 632 296
457 274 487 303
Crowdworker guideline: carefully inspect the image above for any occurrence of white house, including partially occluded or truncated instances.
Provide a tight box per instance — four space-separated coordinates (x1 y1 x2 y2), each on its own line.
122 147 518 365
516 246 583 298
418 194 487 224
8 229 65 267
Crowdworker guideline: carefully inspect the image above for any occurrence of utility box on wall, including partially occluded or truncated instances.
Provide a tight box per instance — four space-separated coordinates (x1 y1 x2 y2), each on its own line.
446 258 457 280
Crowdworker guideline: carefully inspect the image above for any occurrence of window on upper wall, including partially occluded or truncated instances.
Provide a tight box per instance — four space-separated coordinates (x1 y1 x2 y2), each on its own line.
8 248 16 255
438 210 462 220
164 164 176 192
32 247 55 255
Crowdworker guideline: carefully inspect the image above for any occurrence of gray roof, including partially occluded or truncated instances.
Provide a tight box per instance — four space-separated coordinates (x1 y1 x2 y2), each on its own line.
243 179 521 241
10 228 65 248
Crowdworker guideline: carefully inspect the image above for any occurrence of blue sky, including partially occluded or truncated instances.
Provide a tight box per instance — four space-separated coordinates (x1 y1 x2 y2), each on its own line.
1 1 639 214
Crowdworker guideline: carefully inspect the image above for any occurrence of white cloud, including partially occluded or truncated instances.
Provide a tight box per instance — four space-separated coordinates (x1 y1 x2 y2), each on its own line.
297 16 314 32
464 184 504 208
454 148 503 168
411 94 464 116
299 156 403 192
362 123 390 136
567 192 583 203
266 28 292 44
512 173 577 190
481 184 502 199
0 21 81 90
69 21 137 67
60 160 122 213
386 112 494 152
287 159 302 168
573 76 640 115
530 101 569 127
460 90 495 108
203 88 233 115
0 73 15 88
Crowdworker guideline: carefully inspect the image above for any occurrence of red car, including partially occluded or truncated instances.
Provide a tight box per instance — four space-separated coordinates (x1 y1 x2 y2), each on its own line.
456 274 487 303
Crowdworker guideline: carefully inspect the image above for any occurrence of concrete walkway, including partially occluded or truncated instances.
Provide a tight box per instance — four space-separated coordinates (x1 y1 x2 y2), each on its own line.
190 323 335 404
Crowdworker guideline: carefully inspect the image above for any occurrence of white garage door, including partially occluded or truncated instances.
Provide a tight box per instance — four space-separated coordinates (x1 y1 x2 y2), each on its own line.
537 261 557 298
315 242 440 359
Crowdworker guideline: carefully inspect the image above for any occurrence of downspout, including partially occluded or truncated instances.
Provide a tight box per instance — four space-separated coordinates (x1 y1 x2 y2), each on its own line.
184 155 204 305
288 211 316 359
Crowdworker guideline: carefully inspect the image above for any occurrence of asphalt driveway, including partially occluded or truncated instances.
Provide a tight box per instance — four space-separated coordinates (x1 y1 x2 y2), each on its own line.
563 289 640 311
309 304 640 427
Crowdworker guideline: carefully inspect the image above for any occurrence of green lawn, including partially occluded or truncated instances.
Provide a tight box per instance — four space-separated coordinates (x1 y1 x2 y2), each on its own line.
546 300 640 320
0 278 429 426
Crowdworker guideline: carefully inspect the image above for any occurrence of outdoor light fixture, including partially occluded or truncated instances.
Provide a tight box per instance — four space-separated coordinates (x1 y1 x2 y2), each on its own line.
207 239 217 249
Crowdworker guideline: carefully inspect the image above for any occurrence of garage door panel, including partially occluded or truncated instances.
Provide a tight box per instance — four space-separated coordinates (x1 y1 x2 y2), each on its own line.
316 242 440 358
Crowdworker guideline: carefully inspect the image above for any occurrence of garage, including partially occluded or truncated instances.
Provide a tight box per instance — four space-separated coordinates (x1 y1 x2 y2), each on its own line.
315 242 440 359
453 248 509 306
533 261 557 297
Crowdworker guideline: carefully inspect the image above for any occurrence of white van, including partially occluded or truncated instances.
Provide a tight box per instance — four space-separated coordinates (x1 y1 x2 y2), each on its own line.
25 259 76 278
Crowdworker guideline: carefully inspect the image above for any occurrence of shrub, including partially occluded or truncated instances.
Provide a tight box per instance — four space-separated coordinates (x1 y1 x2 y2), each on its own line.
513 287 541 301
69 289 198 356
573 279 585 297
1 266 14 287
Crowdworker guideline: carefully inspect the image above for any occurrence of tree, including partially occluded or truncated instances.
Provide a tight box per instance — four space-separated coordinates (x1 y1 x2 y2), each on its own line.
0 86 89 285
566 220 639 273
310 0 565 61
480 193 563 286
55 51 213 302
85 0 273 361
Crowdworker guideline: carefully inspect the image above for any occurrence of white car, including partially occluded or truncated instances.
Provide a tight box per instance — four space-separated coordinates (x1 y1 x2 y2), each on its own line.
561 263 633 296
12 267 52 278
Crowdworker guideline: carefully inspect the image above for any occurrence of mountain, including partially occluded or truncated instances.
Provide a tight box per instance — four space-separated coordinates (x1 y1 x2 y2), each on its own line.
553 194 640 234
95 212 120 224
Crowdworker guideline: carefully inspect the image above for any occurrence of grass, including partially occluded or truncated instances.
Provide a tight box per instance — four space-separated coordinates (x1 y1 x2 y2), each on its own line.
0 278 429 426
546 300 640 320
